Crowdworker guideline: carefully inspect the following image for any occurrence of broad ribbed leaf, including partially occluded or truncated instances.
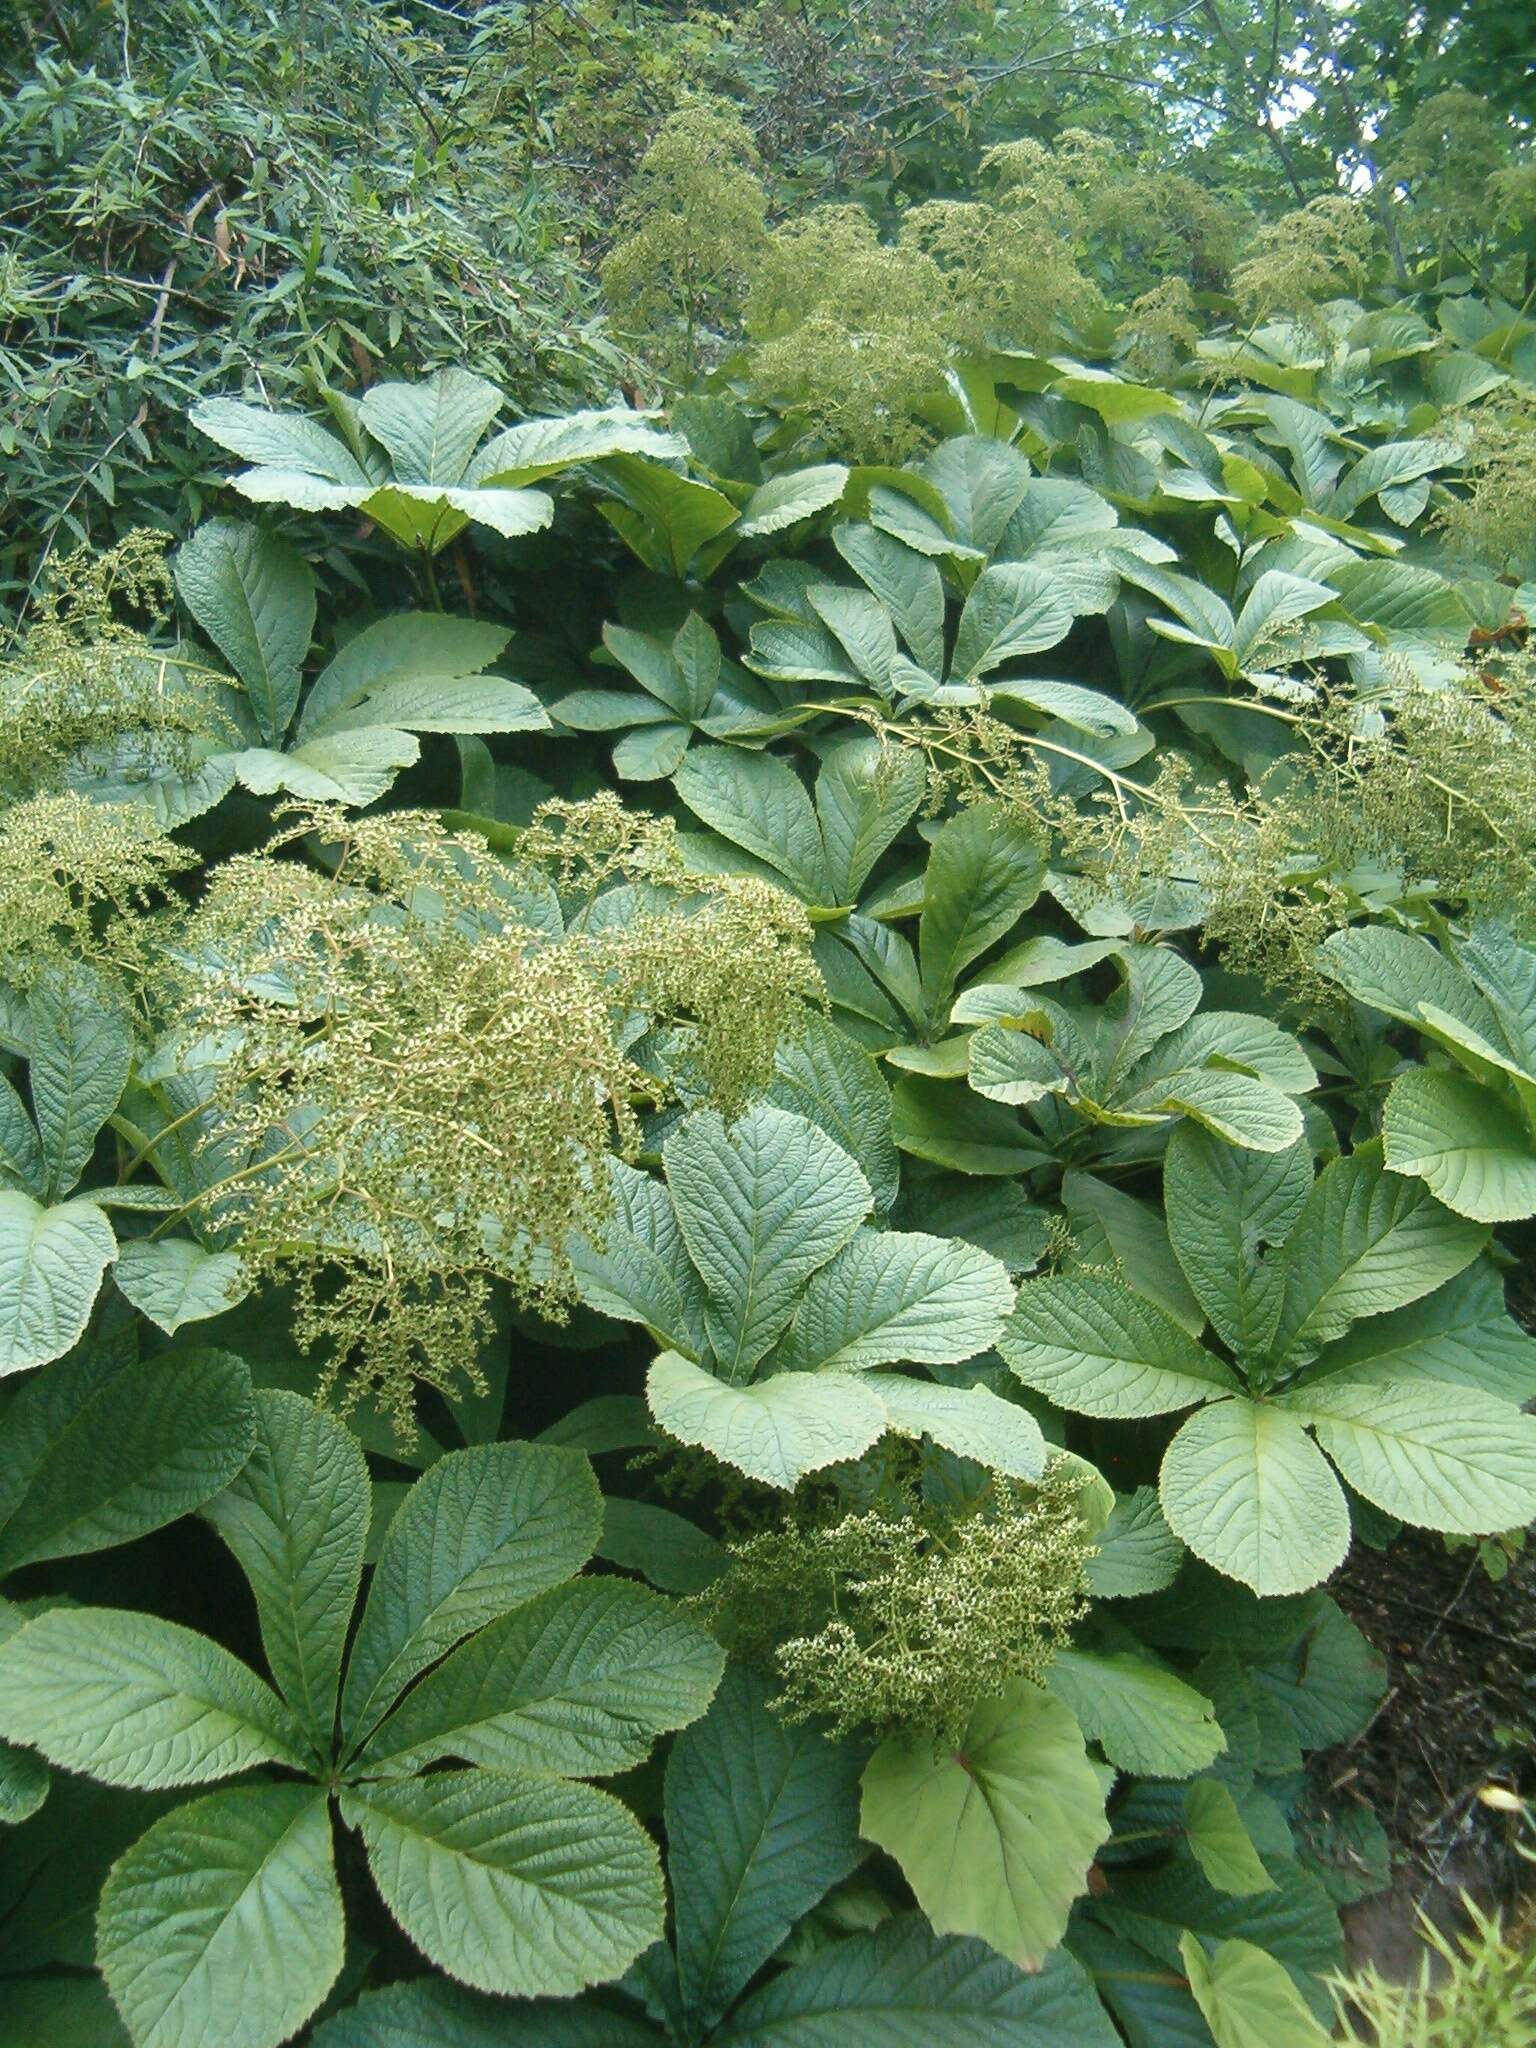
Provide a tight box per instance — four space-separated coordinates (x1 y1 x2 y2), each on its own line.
1270 1151 1487 1364
1312 1261 1536 1404
174 519 314 743
1049 1650 1225 1779
28 975 132 1201
674 746 829 901
862 1374 1047 1480
0 1070 43 1196
952 564 1075 679
772 1228 1013 1373
1278 1378 1536 1534
568 1159 709 1357
668 1663 864 2034
1165 1129 1311 1359
1316 927 1502 1046
358 368 501 485
1001 1273 1239 1418
1179 1933 1329 2048
0 1345 253 1574
1381 1068 1536 1222
1184 1781 1276 1897
770 1013 899 1215
1086 1487 1185 1598
919 804 1047 1018
113 1238 250 1333
299 614 510 739
190 398 371 483
471 407 684 486
309 1980 665 2046
340 1442 602 1752
663 1106 870 1380
344 1768 663 1998
834 522 946 674
97 1782 343 2048
815 739 927 903
360 1579 722 1777
0 1607 308 1787
1098 946 1202 1087
202 1390 368 1750
1135 1068 1304 1153
806 584 900 692
1159 1400 1350 1597
233 729 420 806
0 1190 117 1375
714 1917 1121 2046
736 465 848 537
646 1352 885 1489
861 1681 1107 1971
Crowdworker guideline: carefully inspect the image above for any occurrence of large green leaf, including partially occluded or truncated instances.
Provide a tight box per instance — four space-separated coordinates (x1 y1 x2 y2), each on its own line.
1158 1400 1350 1596
202 1390 369 1752
298 614 512 740
358 1578 722 1777
1049 1650 1225 1779
1184 1781 1278 1897
471 407 685 487
113 1238 251 1333
568 1159 710 1357
0 1187 117 1376
1381 1068 1536 1222
343 1768 663 1998
674 747 829 902
97 1782 343 2048
834 522 946 675
712 1916 1122 2047
1164 1129 1310 1359
951 564 1075 680
860 1681 1108 1970
646 1351 886 1489
174 519 315 744
0 1606 309 1787
815 739 928 903
769 1013 900 1216
861 1374 1047 1480
1001 1273 1240 1418
662 1106 871 1380
0 1345 253 1573
772 1228 1013 1373
0 1069 43 1197
1277 1378 1536 1534
667 1662 865 2035
340 1442 602 1753
1312 1261 1536 1405
1085 1487 1185 1598
309 1981 665 2046
28 975 132 1201
919 804 1046 1019
1269 1150 1486 1365
1179 1933 1329 2048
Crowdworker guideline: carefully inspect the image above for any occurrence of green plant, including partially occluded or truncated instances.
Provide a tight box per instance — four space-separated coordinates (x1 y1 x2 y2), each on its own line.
0 1391 724 2048
1004 1133 1536 1594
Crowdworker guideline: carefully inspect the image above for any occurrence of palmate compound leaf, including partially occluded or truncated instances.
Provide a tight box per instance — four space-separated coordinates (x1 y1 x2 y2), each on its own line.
918 803 1048 1020
769 1011 901 1216
860 1680 1109 1972
201 1390 369 1752
662 1105 872 1381
567 1158 710 1357
666 1662 865 2035
769 1228 1015 1374
97 1781 343 2048
1310 1260 1536 1406
173 517 315 745
0 1344 254 1574
1048 1650 1226 1779
1164 1129 1312 1359
1178 1933 1330 2048
1275 1378 1536 1534
0 1605 310 1787
341 1768 664 1999
646 1352 887 1490
1381 1067 1536 1222
340 1440 603 1755
1000 1272 1241 1419
0 1188 118 1376
859 1375 1048 1481
1268 1149 1488 1365
1158 1399 1351 1598
356 1578 724 1778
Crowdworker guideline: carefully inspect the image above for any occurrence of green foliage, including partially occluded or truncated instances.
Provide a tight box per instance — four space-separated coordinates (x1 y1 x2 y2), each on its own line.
0 1394 723 2044
7 13 1536 2040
